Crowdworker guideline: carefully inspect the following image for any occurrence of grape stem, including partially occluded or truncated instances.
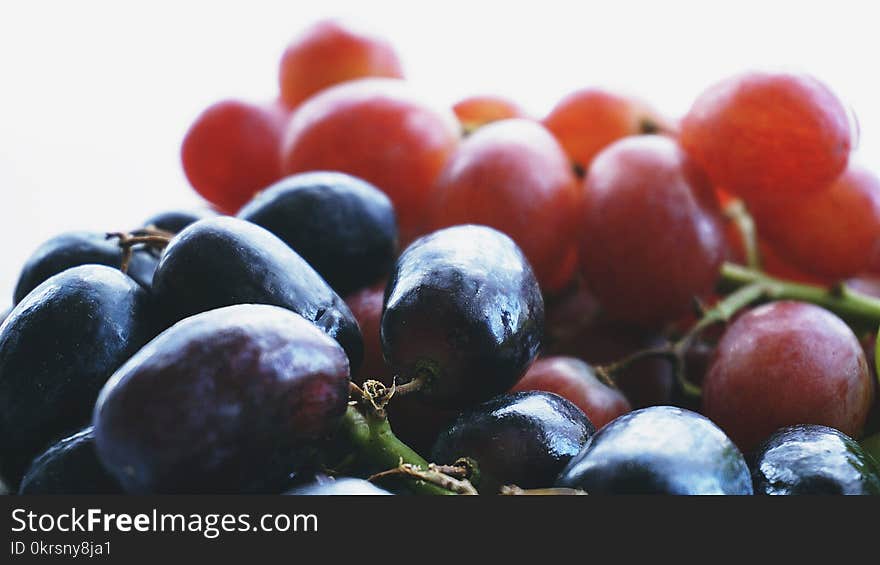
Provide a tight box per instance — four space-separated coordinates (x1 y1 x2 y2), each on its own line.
340 381 472 495
106 229 173 274
597 262 880 396
368 460 479 495
718 262 880 330
595 282 763 397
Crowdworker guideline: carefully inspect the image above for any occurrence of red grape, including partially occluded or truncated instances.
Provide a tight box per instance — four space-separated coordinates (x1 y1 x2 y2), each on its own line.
453 95 526 133
512 356 630 429
425 119 581 292
278 19 404 110
281 79 459 243
680 71 852 206
755 163 880 280
702 301 874 452
543 88 667 173
181 99 286 213
578 135 726 325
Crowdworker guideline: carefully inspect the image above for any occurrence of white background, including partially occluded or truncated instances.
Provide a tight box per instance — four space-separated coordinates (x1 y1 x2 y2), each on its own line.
1 0 878 305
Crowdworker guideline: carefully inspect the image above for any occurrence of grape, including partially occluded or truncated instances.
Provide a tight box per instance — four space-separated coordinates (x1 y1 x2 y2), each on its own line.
543 88 667 173
431 391 594 492
680 71 852 205
238 172 398 296
512 356 630 428
750 425 880 495
702 301 874 452
279 19 403 110
453 95 526 133
556 406 753 494
578 135 726 325
13 231 158 304
425 119 581 292
93 304 351 493
18 427 122 495
0 265 155 486
286 477 391 495
181 99 286 213
152 216 363 368
280 78 459 244
381 225 543 407
755 163 880 280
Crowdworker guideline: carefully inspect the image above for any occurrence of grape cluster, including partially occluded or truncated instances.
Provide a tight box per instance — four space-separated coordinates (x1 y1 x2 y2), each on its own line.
1 19 879 496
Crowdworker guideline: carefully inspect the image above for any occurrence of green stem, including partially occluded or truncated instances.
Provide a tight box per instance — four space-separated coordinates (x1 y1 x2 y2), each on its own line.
599 263 880 402
719 263 880 331
339 405 457 496
687 282 768 337
596 282 769 397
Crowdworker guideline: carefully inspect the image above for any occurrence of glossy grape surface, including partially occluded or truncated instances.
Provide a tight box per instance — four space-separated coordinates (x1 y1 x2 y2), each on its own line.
152 216 363 368
750 425 880 495
238 171 397 295
432 391 594 492
382 225 544 407
0 265 155 486
556 406 753 494
93 304 351 493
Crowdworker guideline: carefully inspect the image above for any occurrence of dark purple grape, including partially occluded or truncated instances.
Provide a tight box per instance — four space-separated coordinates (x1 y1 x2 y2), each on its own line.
286 477 391 495
13 231 158 304
382 225 543 407
556 406 753 494
0 265 155 486
19 427 122 494
151 216 363 368
93 304 350 493
238 172 398 295
431 391 594 493
750 425 880 495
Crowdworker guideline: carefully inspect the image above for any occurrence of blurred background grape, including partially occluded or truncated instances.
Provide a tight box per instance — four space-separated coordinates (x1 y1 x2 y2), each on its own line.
1 0 877 300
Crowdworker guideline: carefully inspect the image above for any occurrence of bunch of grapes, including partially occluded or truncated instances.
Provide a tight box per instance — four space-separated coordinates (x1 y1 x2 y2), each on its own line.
2 19 880 496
